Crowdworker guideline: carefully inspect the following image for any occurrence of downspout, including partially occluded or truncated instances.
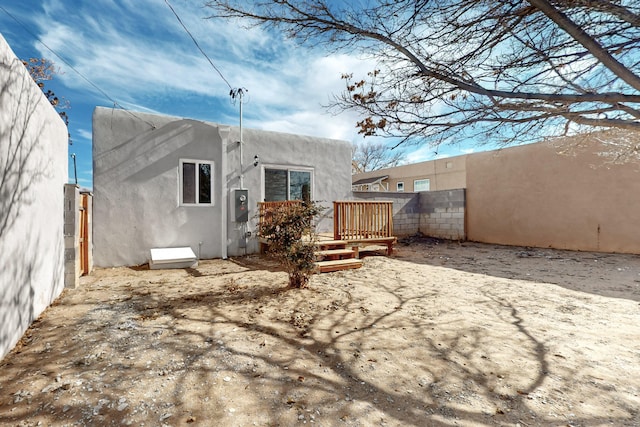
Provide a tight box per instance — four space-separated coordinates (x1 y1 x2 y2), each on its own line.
239 90 244 189
219 125 230 259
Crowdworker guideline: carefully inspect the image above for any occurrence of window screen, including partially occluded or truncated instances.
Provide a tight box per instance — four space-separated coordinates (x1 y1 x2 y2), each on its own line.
414 179 430 192
180 160 214 205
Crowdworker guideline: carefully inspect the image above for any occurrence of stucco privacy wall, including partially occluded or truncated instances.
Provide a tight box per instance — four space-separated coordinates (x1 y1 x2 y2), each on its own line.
466 136 640 253
352 190 466 239
0 35 68 359
93 107 352 266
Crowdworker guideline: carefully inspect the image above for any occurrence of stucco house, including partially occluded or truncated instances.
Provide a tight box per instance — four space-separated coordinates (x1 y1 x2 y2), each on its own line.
352 155 467 193
92 107 352 267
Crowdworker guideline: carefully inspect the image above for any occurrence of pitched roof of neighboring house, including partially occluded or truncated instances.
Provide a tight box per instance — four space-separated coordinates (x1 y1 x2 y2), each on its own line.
352 175 389 185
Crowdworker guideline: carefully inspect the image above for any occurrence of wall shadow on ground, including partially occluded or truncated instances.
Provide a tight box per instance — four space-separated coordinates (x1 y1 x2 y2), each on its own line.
394 236 640 302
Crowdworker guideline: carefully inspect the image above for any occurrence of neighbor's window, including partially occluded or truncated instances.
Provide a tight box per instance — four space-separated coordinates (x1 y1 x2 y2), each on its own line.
264 167 312 202
180 159 213 205
397 182 404 192
414 178 430 192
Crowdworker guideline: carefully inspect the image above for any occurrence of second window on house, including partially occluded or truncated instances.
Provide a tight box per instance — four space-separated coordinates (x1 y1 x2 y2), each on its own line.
264 168 312 202
414 178 430 192
180 159 213 205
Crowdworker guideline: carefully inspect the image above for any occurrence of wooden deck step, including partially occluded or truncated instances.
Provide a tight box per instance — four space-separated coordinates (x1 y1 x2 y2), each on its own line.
315 239 348 248
344 237 397 256
316 258 363 273
315 248 357 261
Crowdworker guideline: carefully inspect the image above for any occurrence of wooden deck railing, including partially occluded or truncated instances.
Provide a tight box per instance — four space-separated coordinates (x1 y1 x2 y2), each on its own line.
258 199 395 241
333 200 394 240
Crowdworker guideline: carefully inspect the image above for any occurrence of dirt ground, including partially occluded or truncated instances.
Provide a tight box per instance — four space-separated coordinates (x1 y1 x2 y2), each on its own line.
1 237 640 427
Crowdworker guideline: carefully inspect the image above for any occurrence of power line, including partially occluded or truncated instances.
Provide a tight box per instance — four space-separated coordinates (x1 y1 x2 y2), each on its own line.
0 5 156 129
164 0 233 90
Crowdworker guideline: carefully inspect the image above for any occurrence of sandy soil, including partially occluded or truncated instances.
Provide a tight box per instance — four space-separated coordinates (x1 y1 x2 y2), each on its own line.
1 237 640 427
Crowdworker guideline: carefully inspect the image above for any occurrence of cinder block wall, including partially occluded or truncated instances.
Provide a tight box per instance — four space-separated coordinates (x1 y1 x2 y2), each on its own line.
352 192 420 236
63 184 80 288
418 189 466 240
394 194 421 236
352 189 466 239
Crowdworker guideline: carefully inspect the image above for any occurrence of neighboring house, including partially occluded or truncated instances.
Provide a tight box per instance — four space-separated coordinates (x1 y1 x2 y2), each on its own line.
92 107 352 267
352 174 389 192
352 155 467 192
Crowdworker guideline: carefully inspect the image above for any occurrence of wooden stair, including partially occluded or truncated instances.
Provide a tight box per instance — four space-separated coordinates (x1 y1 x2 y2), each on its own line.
314 240 362 273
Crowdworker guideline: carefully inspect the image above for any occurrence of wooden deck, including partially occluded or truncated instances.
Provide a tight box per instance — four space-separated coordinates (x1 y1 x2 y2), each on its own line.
257 200 396 273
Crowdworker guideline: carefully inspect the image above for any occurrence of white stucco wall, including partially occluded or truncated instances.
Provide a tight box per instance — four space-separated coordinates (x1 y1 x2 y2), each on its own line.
225 126 353 256
92 107 352 266
0 34 68 360
93 108 225 266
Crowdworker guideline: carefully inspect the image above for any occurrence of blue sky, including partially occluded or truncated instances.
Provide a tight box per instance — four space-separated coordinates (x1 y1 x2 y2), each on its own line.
1 0 472 188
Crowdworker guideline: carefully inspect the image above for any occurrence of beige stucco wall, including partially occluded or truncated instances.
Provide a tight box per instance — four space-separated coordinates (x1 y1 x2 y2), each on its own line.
353 155 467 192
466 135 640 253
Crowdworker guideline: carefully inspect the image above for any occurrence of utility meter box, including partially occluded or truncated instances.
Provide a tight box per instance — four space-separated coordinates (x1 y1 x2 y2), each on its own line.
232 189 249 223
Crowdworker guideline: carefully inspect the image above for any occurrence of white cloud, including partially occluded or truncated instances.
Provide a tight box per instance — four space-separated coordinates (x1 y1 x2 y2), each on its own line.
27 0 436 161
30 0 378 145
403 144 480 164
75 128 92 142
404 145 439 163
239 52 378 140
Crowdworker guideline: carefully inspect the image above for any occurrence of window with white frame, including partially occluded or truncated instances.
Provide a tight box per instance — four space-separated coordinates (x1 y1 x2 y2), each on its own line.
414 178 430 192
397 182 404 192
264 167 312 201
180 159 213 205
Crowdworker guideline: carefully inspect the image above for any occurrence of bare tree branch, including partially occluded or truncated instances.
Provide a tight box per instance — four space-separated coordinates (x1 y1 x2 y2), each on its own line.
205 0 640 158
352 142 405 173
527 0 640 91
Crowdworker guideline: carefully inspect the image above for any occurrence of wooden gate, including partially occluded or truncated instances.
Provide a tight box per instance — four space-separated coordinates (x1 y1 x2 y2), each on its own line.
79 193 90 275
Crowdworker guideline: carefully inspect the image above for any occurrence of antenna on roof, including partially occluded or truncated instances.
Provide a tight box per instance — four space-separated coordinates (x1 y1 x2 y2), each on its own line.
230 88 248 188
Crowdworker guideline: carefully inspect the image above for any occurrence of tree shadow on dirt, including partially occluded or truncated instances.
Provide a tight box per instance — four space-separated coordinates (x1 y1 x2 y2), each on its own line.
0 54 65 358
3 255 635 426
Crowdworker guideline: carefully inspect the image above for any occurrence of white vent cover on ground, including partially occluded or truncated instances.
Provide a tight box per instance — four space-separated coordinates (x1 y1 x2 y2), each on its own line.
149 247 198 270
